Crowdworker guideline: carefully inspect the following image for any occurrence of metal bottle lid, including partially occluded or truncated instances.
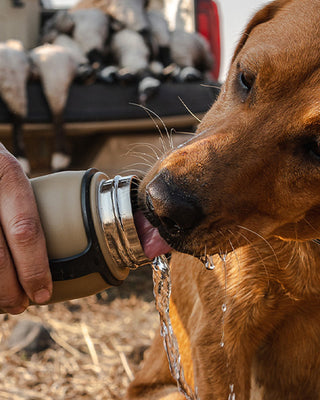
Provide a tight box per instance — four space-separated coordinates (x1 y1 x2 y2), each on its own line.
90 173 150 282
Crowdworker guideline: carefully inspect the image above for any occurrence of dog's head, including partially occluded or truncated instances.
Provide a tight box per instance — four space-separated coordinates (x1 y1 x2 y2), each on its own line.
138 0 320 257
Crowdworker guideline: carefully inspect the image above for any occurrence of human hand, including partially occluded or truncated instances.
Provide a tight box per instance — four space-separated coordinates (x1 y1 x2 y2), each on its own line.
0 144 52 314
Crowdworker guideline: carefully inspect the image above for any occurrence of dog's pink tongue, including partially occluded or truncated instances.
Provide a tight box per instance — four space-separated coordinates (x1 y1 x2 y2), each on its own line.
134 211 172 259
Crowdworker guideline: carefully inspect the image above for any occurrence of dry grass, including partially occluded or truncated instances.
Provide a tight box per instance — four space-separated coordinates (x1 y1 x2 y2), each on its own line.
0 268 158 400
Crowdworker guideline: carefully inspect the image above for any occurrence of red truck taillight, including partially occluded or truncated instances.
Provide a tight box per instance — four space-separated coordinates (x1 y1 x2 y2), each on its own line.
196 0 221 81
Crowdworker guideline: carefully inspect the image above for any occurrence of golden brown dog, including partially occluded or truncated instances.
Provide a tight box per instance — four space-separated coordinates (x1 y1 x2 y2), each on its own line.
127 1 320 399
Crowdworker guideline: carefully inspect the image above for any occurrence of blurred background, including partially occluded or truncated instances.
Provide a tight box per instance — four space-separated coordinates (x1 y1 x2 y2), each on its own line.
45 0 274 79
219 0 272 79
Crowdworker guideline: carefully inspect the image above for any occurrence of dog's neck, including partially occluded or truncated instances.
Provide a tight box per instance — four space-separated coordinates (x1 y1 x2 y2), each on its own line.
195 239 320 399
211 238 320 305
246 238 320 300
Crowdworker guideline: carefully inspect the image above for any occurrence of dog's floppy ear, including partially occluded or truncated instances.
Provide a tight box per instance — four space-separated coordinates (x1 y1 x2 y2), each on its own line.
231 0 292 63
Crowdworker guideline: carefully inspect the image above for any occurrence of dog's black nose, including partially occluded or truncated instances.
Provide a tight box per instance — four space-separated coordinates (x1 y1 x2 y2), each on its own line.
146 170 203 233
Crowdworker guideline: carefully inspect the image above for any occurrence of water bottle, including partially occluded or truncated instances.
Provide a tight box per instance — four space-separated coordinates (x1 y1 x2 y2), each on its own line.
29 168 150 304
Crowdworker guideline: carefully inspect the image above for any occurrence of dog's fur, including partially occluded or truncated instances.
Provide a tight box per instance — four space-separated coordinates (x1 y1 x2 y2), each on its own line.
127 1 320 399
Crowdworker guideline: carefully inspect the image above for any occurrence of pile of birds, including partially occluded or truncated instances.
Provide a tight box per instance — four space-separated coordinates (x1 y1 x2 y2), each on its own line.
0 0 214 173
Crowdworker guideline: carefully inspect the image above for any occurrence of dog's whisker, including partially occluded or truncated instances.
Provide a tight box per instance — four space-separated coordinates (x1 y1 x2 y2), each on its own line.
281 244 298 271
219 250 228 349
129 102 172 152
120 168 148 177
194 127 213 139
227 231 244 286
178 96 202 123
237 225 280 270
123 154 155 168
123 162 154 170
130 108 168 154
168 128 177 150
200 83 222 90
303 218 320 238
123 155 154 169
124 149 158 164
219 248 228 299
168 129 174 151
227 237 242 299
233 230 271 289
127 142 162 160
173 130 195 135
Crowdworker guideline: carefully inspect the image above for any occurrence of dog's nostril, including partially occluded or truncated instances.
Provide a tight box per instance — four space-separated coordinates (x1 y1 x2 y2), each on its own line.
160 217 181 234
146 171 203 233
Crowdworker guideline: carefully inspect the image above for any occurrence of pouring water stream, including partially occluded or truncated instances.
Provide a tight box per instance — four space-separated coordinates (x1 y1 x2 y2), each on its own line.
152 255 199 400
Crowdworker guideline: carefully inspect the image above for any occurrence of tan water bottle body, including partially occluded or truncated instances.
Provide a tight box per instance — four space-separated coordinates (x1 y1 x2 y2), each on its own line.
30 169 150 304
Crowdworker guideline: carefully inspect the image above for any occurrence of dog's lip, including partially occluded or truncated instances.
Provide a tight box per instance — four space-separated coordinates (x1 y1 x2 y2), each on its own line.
134 210 172 259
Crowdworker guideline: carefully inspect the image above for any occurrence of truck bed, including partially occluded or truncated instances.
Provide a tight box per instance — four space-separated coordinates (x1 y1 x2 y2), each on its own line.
0 80 220 135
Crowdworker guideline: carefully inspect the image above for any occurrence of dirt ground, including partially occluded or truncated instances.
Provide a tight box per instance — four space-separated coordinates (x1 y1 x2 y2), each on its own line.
0 266 158 400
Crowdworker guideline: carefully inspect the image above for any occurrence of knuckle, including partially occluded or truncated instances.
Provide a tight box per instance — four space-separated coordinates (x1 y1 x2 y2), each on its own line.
20 266 47 286
0 151 22 181
9 217 41 247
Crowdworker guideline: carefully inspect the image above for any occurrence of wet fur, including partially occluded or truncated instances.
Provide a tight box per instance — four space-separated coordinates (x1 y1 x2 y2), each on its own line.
127 1 320 399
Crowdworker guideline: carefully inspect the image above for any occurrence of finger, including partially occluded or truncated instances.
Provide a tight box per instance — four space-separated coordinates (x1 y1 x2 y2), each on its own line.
0 147 52 304
0 226 29 314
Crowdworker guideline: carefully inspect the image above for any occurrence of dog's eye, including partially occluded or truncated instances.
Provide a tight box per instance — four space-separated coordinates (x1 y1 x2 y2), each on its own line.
239 70 255 92
309 141 320 160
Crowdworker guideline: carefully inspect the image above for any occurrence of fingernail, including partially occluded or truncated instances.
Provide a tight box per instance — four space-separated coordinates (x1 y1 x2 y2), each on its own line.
33 288 51 304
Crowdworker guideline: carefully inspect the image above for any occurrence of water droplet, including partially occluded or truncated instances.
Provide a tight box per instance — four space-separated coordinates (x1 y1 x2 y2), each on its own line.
220 341 225 348
200 254 215 270
205 255 215 270
228 383 235 400
222 303 227 312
